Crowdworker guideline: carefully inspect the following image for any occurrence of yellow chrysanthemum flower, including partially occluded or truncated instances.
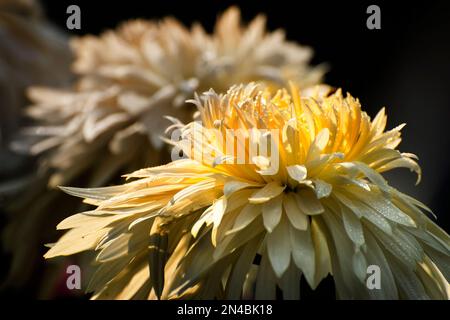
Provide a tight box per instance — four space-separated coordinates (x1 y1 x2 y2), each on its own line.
46 83 450 300
3 7 323 291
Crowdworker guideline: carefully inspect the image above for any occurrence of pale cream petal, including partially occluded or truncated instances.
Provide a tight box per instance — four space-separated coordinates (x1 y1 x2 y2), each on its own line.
295 188 324 215
248 181 285 204
267 215 291 278
290 223 316 288
352 249 367 283
340 203 365 248
44 226 108 258
311 217 331 288
350 188 416 227
232 204 261 232
286 165 307 182
306 128 329 162
283 193 308 230
364 230 399 299
225 235 263 299
389 259 429 300
262 195 283 232
211 198 228 246
312 179 332 199
97 233 132 262
223 180 261 196
378 156 421 185
278 261 301 300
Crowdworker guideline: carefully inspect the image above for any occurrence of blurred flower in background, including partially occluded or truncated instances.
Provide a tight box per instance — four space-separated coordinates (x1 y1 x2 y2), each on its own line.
1 6 323 296
0 0 72 294
0 0 71 191
45 83 450 299
13 7 323 188
0 0 71 144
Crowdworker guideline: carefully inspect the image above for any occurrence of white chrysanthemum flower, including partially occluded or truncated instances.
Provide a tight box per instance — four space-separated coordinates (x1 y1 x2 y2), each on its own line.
0 0 71 143
13 7 323 187
46 83 450 300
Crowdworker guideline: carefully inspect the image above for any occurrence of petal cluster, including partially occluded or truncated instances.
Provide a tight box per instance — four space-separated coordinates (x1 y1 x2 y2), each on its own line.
46 83 450 299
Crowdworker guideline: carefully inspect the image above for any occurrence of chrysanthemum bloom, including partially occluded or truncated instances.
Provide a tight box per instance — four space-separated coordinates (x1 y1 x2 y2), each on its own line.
46 83 450 299
4 7 323 294
0 0 71 144
0 0 71 191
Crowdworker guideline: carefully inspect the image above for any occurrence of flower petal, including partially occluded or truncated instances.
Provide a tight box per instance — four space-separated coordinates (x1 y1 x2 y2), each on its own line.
283 193 308 230
262 195 283 232
286 165 307 182
267 215 291 278
295 188 324 215
290 223 315 287
248 181 285 204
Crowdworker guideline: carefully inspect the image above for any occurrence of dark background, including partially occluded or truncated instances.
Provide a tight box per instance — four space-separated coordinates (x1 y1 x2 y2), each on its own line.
1 0 449 299
40 0 450 229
